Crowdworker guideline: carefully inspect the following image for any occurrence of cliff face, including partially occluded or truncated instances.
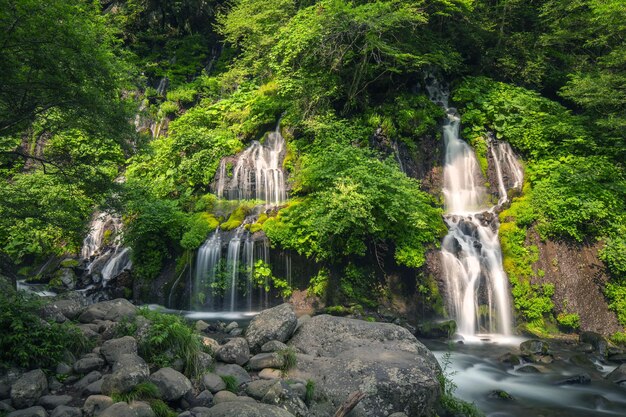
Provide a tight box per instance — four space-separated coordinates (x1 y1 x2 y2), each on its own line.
528 229 621 335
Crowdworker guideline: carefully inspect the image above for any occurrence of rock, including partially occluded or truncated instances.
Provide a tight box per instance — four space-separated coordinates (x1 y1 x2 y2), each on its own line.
245 380 276 400
195 321 210 333
84 380 103 396
0 381 11 400
98 402 135 417
190 391 214 408
607 363 626 384
42 299 83 323
200 338 220 355
580 332 608 356
520 339 550 357
260 380 308 416
38 395 72 410
247 353 284 371
295 315 310 331
215 338 250 366
197 352 213 373
212 391 237 404
47 377 63 393
74 372 102 392
225 322 239 333
415 320 456 339
554 374 591 385
0 401 15 413
258 369 282 380
246 304 297 352
213 364 251 387
11 369 48 409
229 328 243 337
128 401 154 417
517 365 540 374
100 336 138 364
609 353 626 363
388 414 409 417
202 373 226 394
576 343 594 353
488 390 514 400
83 395 113 417
498 352 521 366
288 315 440 417
50 405 82 417
101 354 149 395
261 341 288 353
7 406 47 417
74 358 105 374
198 402 295 417
149 368 192 401
569 354 597 369
55 364 72 377
78 299 137 323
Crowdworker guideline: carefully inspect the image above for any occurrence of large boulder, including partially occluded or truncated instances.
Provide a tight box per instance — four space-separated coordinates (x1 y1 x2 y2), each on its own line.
149 368 192 401
74 357 105 374
7 406 47 417
83 395 113 417
78 299 137 323
287 315 441 417
215 338 250 366
197 402 295 417
42 298 84 323
607 363 626 385
213 364 251 387
101 354 149 395
100 336 138 364
202 373 226 394
247 353 284 371
11 369 48 409
245 304 297 352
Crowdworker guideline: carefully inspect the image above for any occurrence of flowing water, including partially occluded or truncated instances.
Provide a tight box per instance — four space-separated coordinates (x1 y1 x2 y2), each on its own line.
427 77 521 338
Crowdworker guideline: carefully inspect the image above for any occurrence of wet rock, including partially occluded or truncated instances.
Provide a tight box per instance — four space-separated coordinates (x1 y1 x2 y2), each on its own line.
74 372 102 391
576 343 594 353
100 336 137 364
73 357 105 374
520 339 550 356
101 354 149 395
11 369 48 409
246 304 297 352
288 314 440 417
248 353 284 371
195 321 210 333
215 338 250 366
50 405 82 417
488 390 514 400
38 395 72 410
214 364 251 387
83 395 113 417
498 352 521 366
202 373 226 394
261 341 288 353
517 365 540 374
225 322 238 333
554 374 591 385
609 353 626 363
607 363 626 384
7 406 47 417
78 299 137 323
569 354 598 369
580 332 608 357
415 320 456 339
149 368 192 401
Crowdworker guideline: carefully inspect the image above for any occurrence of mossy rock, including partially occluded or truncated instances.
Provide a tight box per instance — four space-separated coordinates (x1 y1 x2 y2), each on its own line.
60 259 80 268
416 320 457 339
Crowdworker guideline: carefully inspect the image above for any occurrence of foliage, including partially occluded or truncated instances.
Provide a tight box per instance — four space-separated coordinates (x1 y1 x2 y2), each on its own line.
307 269 329 298
0 292 89 369
252 260 292 298
278 347 297 375
137 308 204 378
305 379 315 404
181 213 220 250
221 375 238 393
556 312 580 331
605 279 626 326
111 381 177 417
437 351 484 417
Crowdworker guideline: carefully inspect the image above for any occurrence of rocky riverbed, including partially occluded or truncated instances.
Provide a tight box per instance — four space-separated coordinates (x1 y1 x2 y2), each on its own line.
0 299 442 417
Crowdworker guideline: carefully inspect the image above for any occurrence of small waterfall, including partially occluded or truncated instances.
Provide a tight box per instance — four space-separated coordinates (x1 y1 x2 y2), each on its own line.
215 123 287 206
101 247 132 285
244 236 255 311
225 228 244 311
427 76 520 337
489 139 524 206
193 230 222 308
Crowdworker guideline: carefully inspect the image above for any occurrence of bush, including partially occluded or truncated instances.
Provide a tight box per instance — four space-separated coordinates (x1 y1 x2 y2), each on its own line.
0 292 90 369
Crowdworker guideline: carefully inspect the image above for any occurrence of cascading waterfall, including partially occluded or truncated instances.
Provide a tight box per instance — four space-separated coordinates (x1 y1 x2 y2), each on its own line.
225 227 244 311
427 77 521 337
215 123 287 206
193 230 222 308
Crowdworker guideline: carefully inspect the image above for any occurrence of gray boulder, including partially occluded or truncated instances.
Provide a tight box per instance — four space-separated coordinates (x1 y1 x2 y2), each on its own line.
98 402 135 417
83 380 103 396
245 304 297 352
100 336 137 364
201 373 226 394
215 338 250 366
11 369 48 409
520 339 550 356
580 332 609 357
245 380 276 400
74 357 105 374
82 396 113 417
38 395 72 410
74 372 102 392
78 299 137 323
101 354 149 395
261 341 288 353
287 315 441 417
213 364 251 387
258 369 282 380
607 363 626 384
198 402 295 417
7 406 47 417
128 401 155 417
212 391 237 404
51 405 82 417
42 299 84 323
248 353 284 371
189 391 214 408
149 368 192 401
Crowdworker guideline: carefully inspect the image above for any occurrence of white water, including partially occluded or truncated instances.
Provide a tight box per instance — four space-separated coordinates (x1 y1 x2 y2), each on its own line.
428 77 521 337
215 123 287 206
194 230 222 308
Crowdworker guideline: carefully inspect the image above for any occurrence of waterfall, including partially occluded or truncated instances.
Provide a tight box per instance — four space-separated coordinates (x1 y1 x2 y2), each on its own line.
215 123 287 206
193 230 222 308
101 247 132 285
81 212 131 283
225 228 244 311
427 76 520 337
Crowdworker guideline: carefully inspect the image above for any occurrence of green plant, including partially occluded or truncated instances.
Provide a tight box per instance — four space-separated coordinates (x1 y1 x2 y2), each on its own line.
111 382 176 417
305 379 315 404
221 375 238 393
437 351 484 417
610 332 626 347
556 313 580 331
115 316 138 338
278 348 297 375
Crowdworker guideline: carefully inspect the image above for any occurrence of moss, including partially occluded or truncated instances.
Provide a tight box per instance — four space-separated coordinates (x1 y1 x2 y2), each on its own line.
220 205 249 231
468 134 488 176
60 259 79 268
159 101 179 117
180 213 220 250
248 213 269 234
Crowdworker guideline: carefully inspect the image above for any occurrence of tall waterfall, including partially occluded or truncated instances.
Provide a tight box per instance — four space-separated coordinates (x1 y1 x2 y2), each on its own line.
427 77 521 337
215 123 287 206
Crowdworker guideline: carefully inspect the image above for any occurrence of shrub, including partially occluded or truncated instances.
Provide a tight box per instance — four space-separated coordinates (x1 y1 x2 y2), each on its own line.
556 313 580 331
221 375 238 393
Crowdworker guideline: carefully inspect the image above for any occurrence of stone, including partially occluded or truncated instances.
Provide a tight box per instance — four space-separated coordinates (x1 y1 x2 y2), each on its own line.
245 304 297 352
554 374 591 385
195 320 210 333
225 322 238 333
83 380 103 396
517 365 540 373
11 369 48 409
295 315 310 331
78 299 137 323
213 364 251 387
520 339 550 357
576 343 594 353
55 364 72 377
7 406 47 417
47 377 63 393
149 368 192 401
261 341 288 353
258 369 282 380
487 390 514 400
245 380 276 400
609 353 626 363
288 314 441 417
190 391 214 408
229 328 243 337
197 402 295 417
200 338 220 355
202 373 226 394
247 353 284 371
38 395 72 410
388 414 409 417
498 352 521 366
51 405 82 417
42 299 83 323
212 391 237 404
197 352 213 373
607 363 626 384
98 402 135 417
100 336 137 364
580 332 608 357
83 396 113 417
415 320 457 339
0 401 15 413
129 401 154 417
101 354 149 395
74 358 105 374
74 372 102 391
215 338 250 366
